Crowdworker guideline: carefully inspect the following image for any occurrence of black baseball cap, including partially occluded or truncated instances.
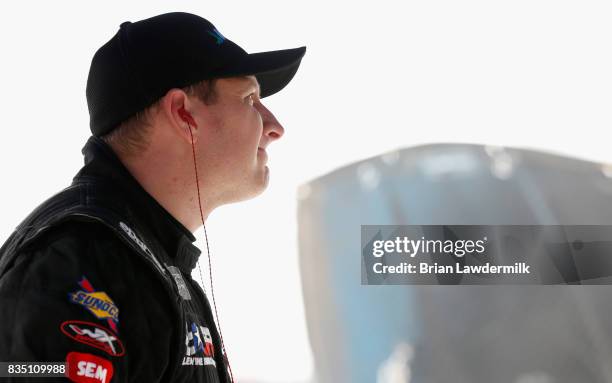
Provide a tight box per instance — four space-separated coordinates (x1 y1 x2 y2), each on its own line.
86 12 306 137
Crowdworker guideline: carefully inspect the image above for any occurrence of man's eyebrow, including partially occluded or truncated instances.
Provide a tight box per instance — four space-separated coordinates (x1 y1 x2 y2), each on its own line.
243 76 261 96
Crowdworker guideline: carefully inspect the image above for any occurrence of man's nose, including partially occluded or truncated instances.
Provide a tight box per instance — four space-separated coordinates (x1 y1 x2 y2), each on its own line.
256 102 284 141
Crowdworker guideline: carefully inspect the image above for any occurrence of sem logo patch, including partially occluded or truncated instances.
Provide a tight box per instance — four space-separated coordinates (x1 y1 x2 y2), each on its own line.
69 277 119 333
61 320 125 357
66 352 114 383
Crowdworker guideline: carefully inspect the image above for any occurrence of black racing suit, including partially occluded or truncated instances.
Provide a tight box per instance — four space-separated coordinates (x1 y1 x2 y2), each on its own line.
0 136 231 383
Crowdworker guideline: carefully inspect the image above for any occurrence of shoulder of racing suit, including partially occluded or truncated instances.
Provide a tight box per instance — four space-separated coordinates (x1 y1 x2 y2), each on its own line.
0 177 187 382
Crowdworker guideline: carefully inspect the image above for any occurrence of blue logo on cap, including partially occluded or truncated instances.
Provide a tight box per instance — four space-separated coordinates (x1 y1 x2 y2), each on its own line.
207 28 225 45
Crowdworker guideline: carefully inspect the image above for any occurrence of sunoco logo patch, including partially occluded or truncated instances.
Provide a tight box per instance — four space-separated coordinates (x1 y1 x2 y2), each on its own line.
69 276 119 333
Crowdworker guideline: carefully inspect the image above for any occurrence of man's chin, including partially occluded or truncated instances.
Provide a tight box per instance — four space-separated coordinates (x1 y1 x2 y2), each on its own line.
231 167 270 202
262 165 270 187
252 166 270 196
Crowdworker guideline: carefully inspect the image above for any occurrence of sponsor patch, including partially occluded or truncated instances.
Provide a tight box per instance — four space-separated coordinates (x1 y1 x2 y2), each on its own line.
182 321 216 367
61 320 125 357
166 265 192 300
119 221 165 274
66 352 113 383
68 276 119 333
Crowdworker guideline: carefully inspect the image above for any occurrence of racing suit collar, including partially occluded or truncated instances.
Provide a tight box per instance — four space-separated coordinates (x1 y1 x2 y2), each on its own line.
76 136 201 273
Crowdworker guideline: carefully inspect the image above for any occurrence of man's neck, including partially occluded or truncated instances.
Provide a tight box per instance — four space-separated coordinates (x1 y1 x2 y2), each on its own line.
111 146 213 233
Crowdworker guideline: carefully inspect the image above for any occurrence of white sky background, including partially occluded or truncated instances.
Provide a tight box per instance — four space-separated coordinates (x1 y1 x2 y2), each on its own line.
1 1 611 382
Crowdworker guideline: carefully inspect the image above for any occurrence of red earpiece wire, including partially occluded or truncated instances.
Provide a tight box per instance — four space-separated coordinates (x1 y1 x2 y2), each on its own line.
179 107 197 127
187 122 235 383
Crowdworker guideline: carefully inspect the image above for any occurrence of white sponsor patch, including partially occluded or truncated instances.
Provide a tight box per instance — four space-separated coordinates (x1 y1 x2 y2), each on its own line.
182 321 216 367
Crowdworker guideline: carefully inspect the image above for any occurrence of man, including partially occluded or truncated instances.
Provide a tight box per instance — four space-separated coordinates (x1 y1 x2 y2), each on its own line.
0 12 305 383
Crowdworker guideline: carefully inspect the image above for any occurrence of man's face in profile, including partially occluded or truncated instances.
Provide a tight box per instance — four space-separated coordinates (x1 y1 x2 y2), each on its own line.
192 75 285 203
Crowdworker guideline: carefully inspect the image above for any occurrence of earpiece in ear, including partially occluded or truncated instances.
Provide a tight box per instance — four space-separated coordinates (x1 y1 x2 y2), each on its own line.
178 107 197 127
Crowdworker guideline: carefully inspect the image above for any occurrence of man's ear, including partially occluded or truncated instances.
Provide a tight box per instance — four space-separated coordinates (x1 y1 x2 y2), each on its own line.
161 88 198 144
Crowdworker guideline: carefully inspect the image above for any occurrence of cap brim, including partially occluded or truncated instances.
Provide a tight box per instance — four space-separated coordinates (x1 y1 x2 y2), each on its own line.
223 46 306 98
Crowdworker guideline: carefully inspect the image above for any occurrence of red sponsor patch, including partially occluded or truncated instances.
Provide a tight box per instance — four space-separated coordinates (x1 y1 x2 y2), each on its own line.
61 320 125 357
66 352 114 383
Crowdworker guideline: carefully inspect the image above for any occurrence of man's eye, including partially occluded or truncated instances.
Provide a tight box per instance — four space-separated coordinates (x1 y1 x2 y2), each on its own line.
246 94 255 106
